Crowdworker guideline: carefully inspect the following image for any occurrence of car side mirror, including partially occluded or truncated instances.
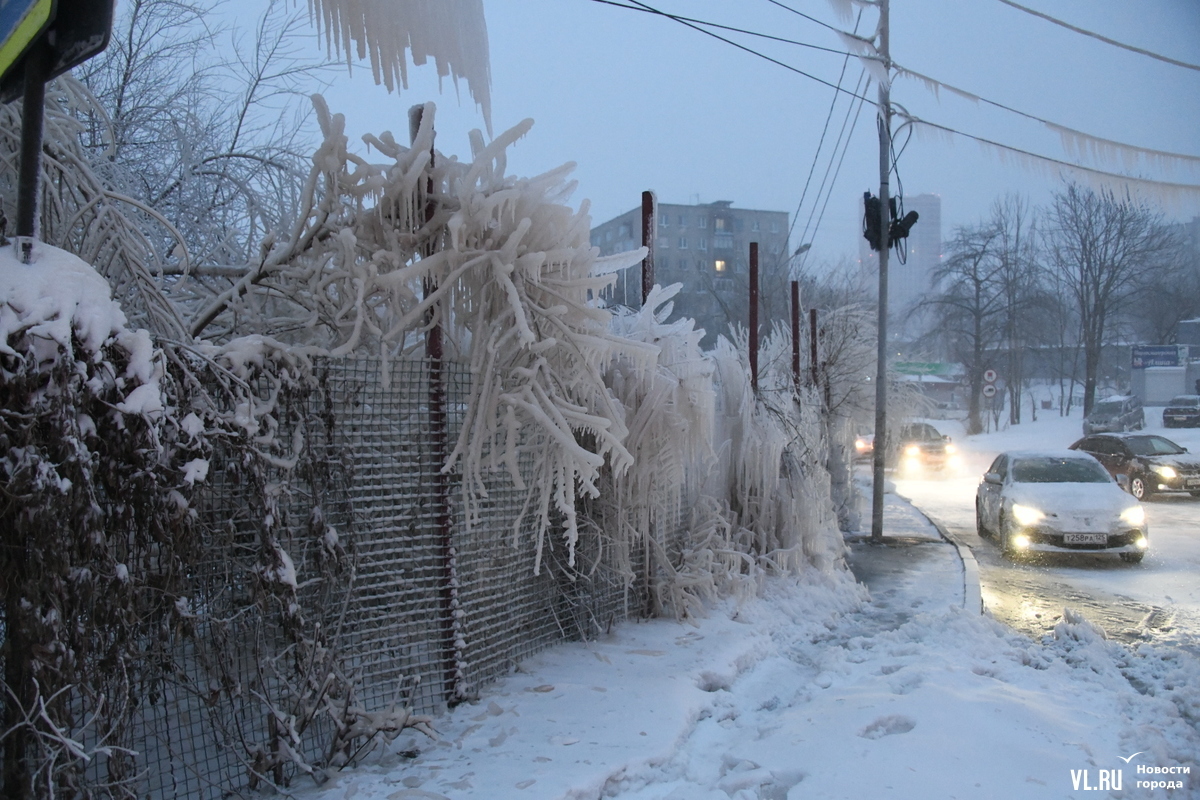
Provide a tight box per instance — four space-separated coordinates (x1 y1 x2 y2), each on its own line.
984 472 1002 485
943 435 952 442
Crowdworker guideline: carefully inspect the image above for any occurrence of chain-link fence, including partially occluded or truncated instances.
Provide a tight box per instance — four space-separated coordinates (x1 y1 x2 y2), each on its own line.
112 355 653 798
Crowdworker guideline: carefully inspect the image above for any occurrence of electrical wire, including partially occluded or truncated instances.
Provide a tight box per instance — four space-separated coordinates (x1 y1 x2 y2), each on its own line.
586 0 856 58
586 0 1200 192
786 8 865 256
614 0 876 104
993 0 1200 73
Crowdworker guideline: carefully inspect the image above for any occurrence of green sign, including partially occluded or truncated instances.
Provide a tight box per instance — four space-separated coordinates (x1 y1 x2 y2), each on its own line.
893 361 946 376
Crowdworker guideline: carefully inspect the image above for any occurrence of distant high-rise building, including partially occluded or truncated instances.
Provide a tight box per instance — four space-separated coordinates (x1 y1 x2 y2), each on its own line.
590 200 791 349
857 192 942 334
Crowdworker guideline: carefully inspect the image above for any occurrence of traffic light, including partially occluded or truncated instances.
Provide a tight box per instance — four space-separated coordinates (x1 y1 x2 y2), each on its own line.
863 192 883 251
864 192 919 251
889 209 919 247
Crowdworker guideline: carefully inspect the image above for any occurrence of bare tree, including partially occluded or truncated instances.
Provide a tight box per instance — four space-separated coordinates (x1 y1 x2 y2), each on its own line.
1045 182 1175 414
990 195 1043 424
920 222 1005 434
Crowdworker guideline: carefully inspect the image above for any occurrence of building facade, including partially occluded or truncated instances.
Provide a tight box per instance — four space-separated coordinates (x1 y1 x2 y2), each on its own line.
590 200 791 349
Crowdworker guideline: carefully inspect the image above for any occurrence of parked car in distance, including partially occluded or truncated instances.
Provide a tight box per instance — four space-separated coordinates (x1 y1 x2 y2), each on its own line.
1162 395 1200 428
895 422 959 472
1082 395 1144 435
853 428 874 462
975 450 1148 562
1069 432 1200 500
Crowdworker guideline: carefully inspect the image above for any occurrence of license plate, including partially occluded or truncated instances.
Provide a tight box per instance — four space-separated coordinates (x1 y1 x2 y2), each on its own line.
1063 533 1107 545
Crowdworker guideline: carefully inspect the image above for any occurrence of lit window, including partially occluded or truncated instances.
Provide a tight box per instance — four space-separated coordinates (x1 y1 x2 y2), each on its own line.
715 260 727 272
715 218 727 231
678 237 688 249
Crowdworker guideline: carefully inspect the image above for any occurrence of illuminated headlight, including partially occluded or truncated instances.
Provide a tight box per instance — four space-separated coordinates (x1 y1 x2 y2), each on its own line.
905 445 921 457
1152 465 1177 479
1012 533 1032 550
1120 506 1146 526
944 443 957 455
1011 504 1044 527
1135 536 1149 550
855 438 869 451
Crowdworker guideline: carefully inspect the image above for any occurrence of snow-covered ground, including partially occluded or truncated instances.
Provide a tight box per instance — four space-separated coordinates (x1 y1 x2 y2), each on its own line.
298 420 1200 799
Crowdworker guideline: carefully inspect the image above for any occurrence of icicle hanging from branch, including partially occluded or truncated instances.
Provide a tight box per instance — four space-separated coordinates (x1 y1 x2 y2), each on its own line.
308 0 493 132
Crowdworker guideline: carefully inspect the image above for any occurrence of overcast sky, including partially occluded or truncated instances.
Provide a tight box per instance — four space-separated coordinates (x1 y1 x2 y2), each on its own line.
321 0 1200 268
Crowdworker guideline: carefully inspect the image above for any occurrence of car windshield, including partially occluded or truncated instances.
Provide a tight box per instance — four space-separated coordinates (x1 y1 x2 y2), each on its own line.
902 424 941 442
1092 401 1123 415
1124 436 1186 456
1168 396 1200 407
1011 457 1111 484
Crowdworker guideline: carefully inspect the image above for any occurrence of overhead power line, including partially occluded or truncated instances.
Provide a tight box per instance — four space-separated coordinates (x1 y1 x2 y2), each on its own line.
586 0 855 58
587 0 1200 194
994 0 1200 73
608 0 875 104
895 66 1200 173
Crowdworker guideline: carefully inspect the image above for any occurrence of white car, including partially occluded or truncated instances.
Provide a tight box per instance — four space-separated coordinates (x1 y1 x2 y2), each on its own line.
975 450 1149 563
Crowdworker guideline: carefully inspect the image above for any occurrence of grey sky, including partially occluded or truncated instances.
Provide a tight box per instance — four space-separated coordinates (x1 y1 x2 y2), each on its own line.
325 0 1200 266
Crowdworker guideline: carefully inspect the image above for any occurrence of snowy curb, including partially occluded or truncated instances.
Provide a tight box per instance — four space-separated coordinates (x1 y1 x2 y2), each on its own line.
924 515 984 615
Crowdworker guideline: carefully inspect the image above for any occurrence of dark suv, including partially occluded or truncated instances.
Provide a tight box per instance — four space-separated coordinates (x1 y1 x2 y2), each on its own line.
893 422 956 471
1082 395 1144 435
1162 395 1200 428
1069 432 1200 500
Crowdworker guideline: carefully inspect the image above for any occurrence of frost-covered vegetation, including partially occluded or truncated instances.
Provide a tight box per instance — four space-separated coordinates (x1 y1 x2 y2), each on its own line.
0 30 874 795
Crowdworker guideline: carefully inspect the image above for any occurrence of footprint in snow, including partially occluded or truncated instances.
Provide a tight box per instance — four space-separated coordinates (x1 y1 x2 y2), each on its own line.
858 714 916 739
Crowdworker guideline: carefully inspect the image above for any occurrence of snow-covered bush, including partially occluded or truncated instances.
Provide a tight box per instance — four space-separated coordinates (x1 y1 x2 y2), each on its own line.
0 243 206 796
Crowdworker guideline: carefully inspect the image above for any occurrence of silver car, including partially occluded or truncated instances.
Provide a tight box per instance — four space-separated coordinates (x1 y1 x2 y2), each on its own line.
975 450 1149 562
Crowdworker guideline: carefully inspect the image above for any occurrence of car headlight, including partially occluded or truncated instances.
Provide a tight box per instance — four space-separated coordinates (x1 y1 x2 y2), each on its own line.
1011 504 1044 527
1120 506 1146 526
1152 465 1177 479
944 443 957 455
905 445 921 457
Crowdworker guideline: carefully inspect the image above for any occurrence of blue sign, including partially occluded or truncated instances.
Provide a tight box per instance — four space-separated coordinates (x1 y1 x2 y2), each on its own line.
1131 345 1183 369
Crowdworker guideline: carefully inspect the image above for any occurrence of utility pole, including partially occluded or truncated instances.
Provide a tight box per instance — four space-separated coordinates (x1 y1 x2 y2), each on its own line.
870 0 891 543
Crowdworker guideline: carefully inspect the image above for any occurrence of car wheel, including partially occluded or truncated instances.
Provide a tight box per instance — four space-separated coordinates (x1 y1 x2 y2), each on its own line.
1129 474 1149 501
975 500 990 538
1120 552 1144 563
999 512 1017 557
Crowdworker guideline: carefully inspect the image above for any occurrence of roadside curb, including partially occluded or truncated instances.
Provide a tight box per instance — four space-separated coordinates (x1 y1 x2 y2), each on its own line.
927 516 984 616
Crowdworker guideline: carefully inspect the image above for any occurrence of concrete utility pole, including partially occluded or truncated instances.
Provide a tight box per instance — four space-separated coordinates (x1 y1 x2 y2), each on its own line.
870 0 892 543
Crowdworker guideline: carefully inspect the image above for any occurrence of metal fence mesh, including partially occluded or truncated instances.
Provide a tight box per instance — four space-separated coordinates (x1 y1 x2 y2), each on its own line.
115 355 648 797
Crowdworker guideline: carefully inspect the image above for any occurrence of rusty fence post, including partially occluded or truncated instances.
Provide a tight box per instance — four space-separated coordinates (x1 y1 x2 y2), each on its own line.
641 190 656 306
409 105 463 705
749 243 759 394
791 281 801 397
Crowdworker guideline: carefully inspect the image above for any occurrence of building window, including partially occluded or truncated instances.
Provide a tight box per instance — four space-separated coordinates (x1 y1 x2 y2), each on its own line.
714 233 733 250
770 221 779 233
659 215 669 228
619 222 632 238
752 220 760 232
678 237 688 249
698 217 707 229
605 230 614 242
714 259 727 272
715 218 727 231
678 215 687 227
698 238 708 251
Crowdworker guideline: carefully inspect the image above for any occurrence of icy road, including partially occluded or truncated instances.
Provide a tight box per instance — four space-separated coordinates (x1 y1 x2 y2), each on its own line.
892 407 1200 656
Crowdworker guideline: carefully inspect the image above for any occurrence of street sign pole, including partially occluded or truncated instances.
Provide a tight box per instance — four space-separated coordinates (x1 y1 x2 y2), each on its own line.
15 37 48 260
